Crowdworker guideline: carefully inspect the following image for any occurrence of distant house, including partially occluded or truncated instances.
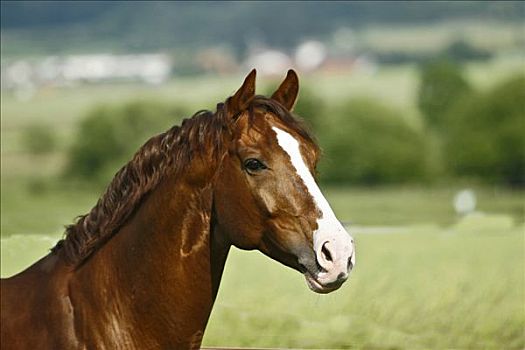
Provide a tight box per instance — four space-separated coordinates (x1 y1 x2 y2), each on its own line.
196 48 237 74
319 55 377 75
1 53 173 91
318 57 358 73
244 49 293 77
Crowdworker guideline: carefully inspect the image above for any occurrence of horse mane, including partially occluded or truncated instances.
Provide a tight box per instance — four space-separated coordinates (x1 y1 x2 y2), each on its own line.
52 96 318 266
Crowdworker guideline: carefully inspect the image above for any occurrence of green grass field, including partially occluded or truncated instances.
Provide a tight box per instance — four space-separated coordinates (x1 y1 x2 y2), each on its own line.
2 218 524 348
1 179 524 348
206 224 524 348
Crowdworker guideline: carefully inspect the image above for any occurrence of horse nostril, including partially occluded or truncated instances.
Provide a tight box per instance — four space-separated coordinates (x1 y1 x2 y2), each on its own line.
321 242 333 262
347 255 354 271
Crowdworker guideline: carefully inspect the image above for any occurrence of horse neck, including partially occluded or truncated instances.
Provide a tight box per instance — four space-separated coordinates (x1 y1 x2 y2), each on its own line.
69 168 231 347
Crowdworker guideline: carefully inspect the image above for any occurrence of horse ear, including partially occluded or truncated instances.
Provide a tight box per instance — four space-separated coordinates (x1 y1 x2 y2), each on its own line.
228 69 256 116
271 69 299 111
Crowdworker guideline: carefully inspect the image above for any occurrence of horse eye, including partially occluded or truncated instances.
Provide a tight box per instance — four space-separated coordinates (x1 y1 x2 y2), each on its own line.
244 158 267 172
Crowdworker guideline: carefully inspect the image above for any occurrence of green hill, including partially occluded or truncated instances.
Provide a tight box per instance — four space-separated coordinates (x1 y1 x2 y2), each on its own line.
1 1 523 57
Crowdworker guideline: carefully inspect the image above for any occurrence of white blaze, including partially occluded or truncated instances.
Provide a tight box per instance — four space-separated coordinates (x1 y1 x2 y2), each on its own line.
272 127 355 280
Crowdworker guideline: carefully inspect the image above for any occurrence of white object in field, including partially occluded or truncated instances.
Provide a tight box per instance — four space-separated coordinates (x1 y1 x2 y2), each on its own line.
453 189 477 215
295 41 327 72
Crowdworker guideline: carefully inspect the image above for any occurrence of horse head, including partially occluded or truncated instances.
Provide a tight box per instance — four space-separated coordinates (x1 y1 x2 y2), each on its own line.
214 70 355 293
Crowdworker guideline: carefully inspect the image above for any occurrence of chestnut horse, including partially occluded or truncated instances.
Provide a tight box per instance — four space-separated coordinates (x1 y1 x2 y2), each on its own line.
1 70 355 349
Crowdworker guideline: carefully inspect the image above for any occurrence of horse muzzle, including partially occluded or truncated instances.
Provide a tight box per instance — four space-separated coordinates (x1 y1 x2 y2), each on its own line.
299 230 355 294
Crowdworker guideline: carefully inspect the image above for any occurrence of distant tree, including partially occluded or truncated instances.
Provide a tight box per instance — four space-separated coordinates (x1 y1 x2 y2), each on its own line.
444 75 525 186
22 124 56 155
293 86 325 133
320 99 428 185
65 109 122 181
417 59 472 130
445 40 492 63
65 101 187 185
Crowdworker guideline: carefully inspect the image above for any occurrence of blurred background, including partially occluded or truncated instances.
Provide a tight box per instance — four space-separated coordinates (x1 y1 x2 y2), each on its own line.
1 1 524 348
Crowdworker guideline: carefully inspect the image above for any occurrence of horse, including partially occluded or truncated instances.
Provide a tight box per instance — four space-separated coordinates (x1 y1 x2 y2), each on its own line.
0 69 355 349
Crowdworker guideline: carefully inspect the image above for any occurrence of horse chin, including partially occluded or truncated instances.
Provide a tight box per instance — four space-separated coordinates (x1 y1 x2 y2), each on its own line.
303 271 343 294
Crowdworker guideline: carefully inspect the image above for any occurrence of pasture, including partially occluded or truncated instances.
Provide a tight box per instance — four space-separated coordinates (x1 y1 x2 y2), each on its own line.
1 59 524 348
207 223 524 348
1 182 524 348
2 216 524 348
